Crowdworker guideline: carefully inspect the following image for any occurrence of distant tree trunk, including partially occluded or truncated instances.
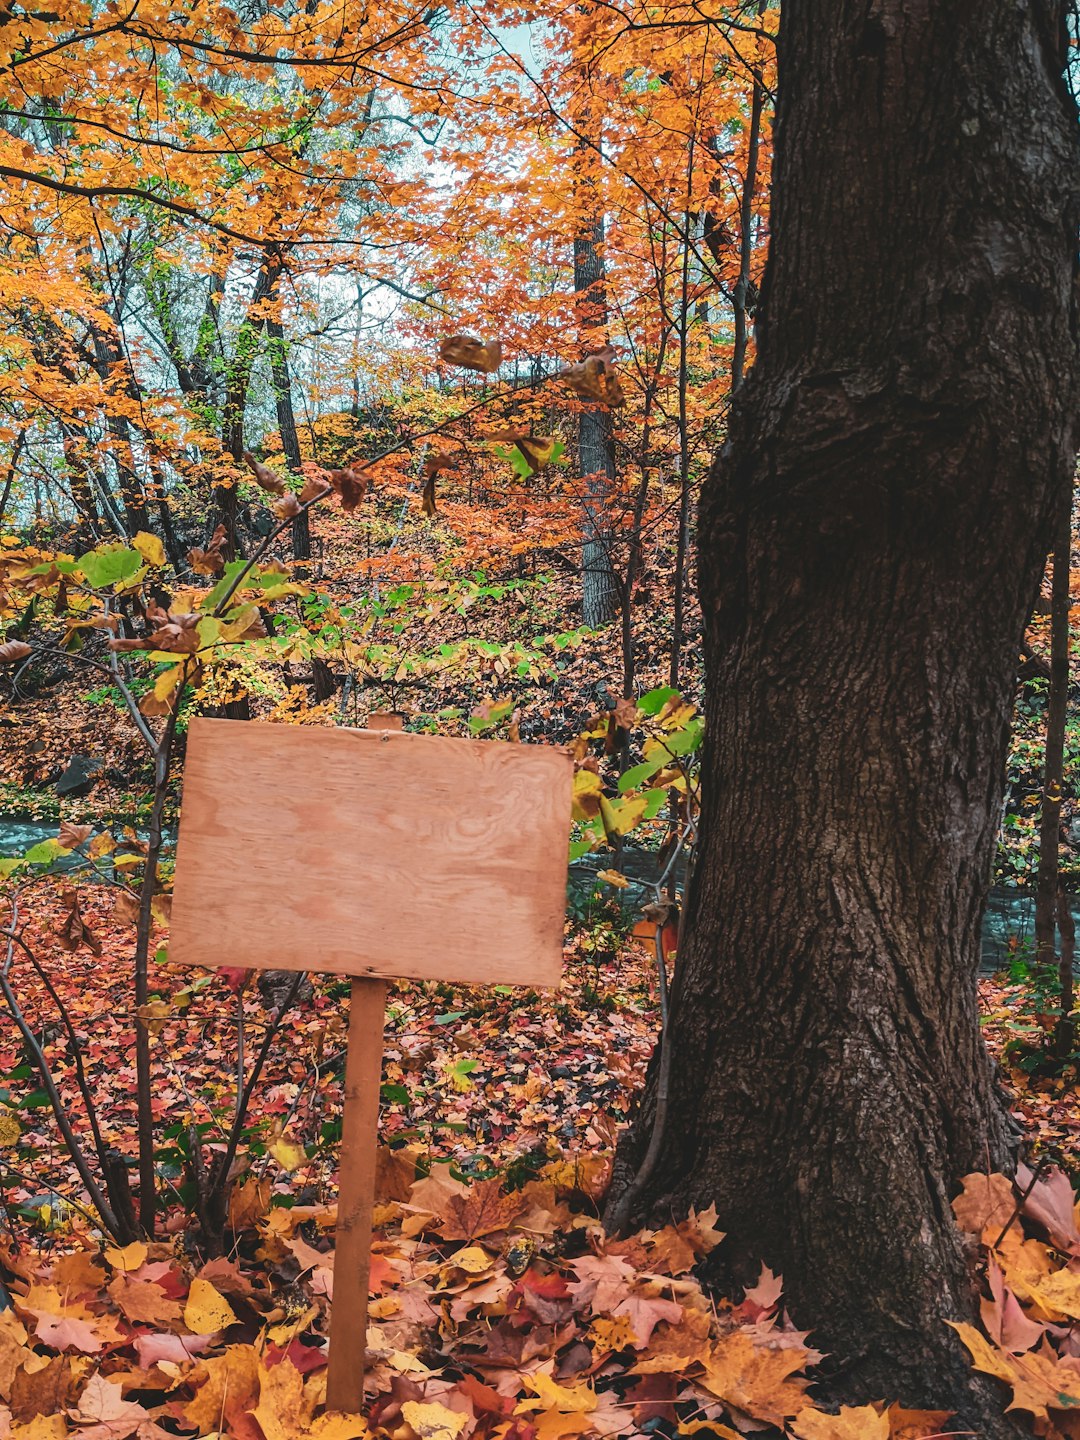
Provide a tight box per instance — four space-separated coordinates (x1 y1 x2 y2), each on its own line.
267 295 334 700
89 327 149 536
1035 488 1072 967
609 0 1079 1427
266 307 311 566
730 47 764 393
215 254 276 558
574 211 619 629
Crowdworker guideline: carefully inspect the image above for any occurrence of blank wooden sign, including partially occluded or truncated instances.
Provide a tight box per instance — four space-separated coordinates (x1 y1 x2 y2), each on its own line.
170 718 572 986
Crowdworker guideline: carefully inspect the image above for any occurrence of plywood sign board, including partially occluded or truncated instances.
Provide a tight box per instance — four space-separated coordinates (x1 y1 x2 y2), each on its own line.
169 716 572 1414
170 718 572 986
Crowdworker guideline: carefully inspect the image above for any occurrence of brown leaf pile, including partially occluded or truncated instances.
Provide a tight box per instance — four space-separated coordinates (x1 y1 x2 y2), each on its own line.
0 1156 950 1440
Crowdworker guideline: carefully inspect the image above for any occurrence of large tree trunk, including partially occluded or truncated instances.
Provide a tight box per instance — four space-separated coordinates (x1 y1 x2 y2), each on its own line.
608 0 1079 1426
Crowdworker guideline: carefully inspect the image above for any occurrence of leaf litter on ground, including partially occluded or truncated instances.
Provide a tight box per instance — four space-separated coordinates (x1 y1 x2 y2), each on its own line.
0 883 1074 1436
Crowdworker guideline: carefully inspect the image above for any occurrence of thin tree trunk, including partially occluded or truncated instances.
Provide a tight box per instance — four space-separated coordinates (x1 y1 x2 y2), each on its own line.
1035 486 1072 970
214 254 275 558
266 309 311 566
575 210 619 629
730 16 764 393
609 0 1080 1425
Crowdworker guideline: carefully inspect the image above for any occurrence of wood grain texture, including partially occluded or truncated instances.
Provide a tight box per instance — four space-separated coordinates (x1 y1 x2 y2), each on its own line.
169 719 571 985
325 975 387 1413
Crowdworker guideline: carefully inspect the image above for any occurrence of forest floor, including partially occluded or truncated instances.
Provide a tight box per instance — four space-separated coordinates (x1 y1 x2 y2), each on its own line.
0 883 1076 1437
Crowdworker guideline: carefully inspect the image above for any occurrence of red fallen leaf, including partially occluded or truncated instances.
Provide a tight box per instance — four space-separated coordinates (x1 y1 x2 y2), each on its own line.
1017 1161 1080 1249
510 1266 573 1325
626 1373 680 1424
220 967 251 994
368 1374 425 1430
283 1337 327 1374
455 1373 512 1416
469 1317 558 1369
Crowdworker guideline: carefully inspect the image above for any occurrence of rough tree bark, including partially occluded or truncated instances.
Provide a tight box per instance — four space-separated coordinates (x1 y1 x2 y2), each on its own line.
574 211 620 629
608 0 1079 1425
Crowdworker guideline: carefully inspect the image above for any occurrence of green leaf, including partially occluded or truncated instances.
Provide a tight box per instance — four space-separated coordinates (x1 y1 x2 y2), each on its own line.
434 1010 467 1025
205 560 250 611
24 839 66 865
19 1090 51 1109
77 546 143 589
663 719 704 756
642 788 669 820
381 1083 410 1104
618 760 664 793
637 685 679 716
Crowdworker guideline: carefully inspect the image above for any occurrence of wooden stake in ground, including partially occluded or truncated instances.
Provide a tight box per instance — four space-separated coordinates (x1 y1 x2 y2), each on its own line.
170 715 571 1413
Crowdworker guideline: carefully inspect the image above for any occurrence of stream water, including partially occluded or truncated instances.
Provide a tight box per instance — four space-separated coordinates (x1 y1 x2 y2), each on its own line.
0 816 1067 973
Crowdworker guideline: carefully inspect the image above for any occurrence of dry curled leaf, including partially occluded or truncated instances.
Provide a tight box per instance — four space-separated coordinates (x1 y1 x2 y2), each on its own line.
243 450 287 495
0 639 31 665
439 334 502 373
561 346 624 407
274 492 302 519
327 466 368 512
299 472 333 504
187 525 228 577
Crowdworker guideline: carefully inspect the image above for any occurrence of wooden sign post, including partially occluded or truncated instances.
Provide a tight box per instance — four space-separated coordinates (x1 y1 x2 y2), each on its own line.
169 716 571 1414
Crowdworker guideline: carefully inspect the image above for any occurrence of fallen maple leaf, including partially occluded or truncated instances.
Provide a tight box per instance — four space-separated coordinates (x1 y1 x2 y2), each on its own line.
789 1405 889 1439
610 1292 682 1347
183 1276 238 1335
952 1171 1015 1242
699 1331 810 1427
400 1400 468 1440
1017 1162 1080 1250
67 1372 171 1440
884 1404 955 1439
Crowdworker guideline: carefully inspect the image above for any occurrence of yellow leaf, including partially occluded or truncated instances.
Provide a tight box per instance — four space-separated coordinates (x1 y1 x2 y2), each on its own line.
0 1113 21 1146
309 1416 370 1439
451 1246 493 1274
946 1321 1015 1385
699 1332 809 1426
132 531 166 567
136 999 171 1037
790 1405 889 1439
1025 1266 1080 1320
184 1276 239 1334
517 1374 597 1414
571 768 603 821
269 1136 308 1173
599 794 649 837
140 662 185 717
104 1241 148 1272
596 869 629 888
11 1417 69 1440
400 1401 468 1440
